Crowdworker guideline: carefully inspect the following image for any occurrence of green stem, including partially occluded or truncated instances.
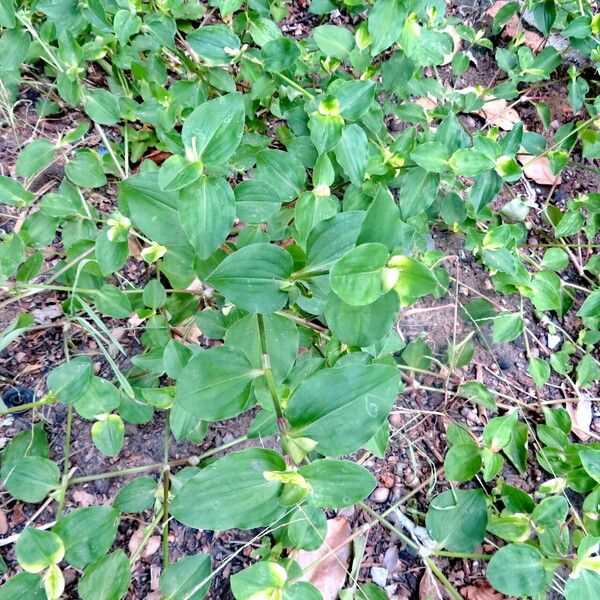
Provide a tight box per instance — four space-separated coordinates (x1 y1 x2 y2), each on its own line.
56 404 73 517
0 394 54 416
162 410 170 570
359 503 463 600
67 435 248 484
257 315 284 421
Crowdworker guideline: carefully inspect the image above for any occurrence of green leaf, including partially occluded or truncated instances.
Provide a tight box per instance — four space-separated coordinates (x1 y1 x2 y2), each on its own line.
95 229 128 276
170 448 286 530
398 167 439 218
175 345 256 421
483 412 518 452
78 551 131 600
1 456 60 502
158 155 202 192
0 232 25 279
330 243 391 306
566 570 600 600
357 187 401 251
533 0 556 36
159 553 212 600
0 0 16 28
207 243 294 313
15 528 64 573
410 142 449 173
91 414 125 457
368 0 405 55
52 506 120 568
529 357 551 388
15 139 56 178
231 561 287 600
47 356 93 404
255 149 306 202
186 24 240 65
181 93 245 165
179 176 235 259
579 448 600 483
261 37 300 72
308 113 344 155
298 459 376 507
458 381 497 410
83 89 121 125
492 312 523 343
65 149 106 188
334 124 369 187
0 175 35 206
113 476 157 513
444 443 482 481
305 211 365 270
335 80 376 122
287 505 327 551
449 148 495 176
391 255 438 304
578 289 600 318
487 544 546 597
287 363 399 456
325 290 399 347
313 25 354 60
426 489 487 552
0 573 46 600
94 284 132 318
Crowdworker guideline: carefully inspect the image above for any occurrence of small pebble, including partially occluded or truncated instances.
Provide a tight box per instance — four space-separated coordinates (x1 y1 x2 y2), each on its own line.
371 566 388 588
388 413 403 428
371 487 390 503
547 334 561 350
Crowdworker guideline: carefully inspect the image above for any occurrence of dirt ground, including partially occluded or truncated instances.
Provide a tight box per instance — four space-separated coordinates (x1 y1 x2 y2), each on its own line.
1 1 599 599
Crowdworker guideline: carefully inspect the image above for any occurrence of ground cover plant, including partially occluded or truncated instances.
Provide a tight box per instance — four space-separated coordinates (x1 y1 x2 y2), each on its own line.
0 0 599 597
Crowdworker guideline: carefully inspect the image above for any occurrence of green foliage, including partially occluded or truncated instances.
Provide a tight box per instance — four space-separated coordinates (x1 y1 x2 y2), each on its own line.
0 0 599 596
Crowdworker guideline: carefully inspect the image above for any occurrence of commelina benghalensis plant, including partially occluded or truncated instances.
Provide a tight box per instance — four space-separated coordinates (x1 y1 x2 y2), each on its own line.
0 0 599 598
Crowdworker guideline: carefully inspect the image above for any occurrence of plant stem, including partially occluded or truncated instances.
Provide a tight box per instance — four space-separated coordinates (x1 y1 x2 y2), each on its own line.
359 503 463 600
0 394 54 416
68 435 248 484
162 410 170 570
257 315 284 422
56 404 73 517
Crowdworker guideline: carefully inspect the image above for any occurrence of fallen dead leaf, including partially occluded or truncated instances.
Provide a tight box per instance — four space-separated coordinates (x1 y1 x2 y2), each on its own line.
442 26 462 65
475 98 520 130
129 527 161 560
486 1 544 51
296 517 351 600
72 490 96 507
461 581 505 600
419 570 453 600
0 509 8 535
32 304 63 324
517 154 562 185
567 397 592 442
415 96 438 111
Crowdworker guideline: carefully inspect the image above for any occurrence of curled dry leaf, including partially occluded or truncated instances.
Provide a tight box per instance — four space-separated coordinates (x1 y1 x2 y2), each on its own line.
295 517 351 600
419 569 453 600
442 26 462 66
72 490 96 507
129 526 161 559
461 581 505 600
566 396 592 442
415 96 438 111
0 509 8 535
475 98 520 130
517 154 562 185
486 1 544 50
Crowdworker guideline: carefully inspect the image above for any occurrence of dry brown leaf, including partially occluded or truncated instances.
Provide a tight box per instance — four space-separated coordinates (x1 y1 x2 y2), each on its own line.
517 154 562 185
475 98 520 130
419 570 453 600
461 581 505 600
0 509 8 535
442 26 462 66
567 397 592 442
295 517 351 600
486 1 544 51
72 490 96 507
415 96 437 111
129 527 161 559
